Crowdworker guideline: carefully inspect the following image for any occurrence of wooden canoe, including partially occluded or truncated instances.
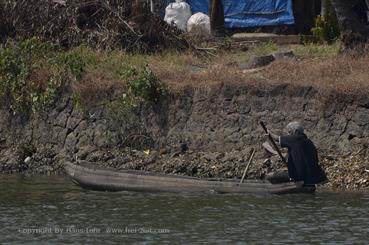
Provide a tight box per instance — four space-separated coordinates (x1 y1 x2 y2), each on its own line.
64 162 316 194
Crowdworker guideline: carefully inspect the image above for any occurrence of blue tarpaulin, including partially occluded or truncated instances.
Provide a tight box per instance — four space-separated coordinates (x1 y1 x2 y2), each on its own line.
166 0 295 28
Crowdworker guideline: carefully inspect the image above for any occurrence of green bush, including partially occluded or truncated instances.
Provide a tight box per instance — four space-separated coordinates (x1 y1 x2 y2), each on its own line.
58 51 86 81
0 38 87 113
119 65 167 107
312 12 340 43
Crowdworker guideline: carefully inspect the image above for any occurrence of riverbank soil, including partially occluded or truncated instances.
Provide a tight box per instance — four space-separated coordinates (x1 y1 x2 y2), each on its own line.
0 41 368 190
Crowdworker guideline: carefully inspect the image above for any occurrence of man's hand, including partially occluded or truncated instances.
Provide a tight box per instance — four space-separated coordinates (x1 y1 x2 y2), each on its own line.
266 130 280 143
265 129 270 137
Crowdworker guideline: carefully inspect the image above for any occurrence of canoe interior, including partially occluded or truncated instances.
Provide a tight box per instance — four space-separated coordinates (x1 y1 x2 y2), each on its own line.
64 162 315 194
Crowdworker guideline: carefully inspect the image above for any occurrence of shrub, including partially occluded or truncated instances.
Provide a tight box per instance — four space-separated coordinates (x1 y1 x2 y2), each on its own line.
312 12 340 43
0 38 86 113
119 65 167 107
58 51 87 81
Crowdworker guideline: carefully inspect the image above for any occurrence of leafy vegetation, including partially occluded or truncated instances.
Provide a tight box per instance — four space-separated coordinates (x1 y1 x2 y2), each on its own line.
0 39 167 113
0 38 89 113
119 65 168 108
1 37 364 116
1 39 57 112
312 13 340 43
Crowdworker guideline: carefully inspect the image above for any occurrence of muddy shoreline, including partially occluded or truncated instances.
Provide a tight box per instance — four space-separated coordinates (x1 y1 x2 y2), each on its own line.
0 83 368 190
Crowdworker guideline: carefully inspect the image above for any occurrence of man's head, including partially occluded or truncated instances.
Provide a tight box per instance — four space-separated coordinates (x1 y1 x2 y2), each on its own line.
286 121 304 135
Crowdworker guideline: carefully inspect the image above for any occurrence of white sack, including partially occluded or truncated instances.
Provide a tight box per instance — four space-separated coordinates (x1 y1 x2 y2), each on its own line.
164 1 192 31
187 12 210 34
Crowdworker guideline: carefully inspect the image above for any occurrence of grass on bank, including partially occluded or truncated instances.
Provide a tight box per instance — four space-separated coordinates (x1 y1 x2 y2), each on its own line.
0 38 368 114
150 40 368 97
0 39 167 114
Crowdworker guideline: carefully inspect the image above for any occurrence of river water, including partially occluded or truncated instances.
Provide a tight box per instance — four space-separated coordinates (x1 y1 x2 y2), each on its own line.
0 175 368 244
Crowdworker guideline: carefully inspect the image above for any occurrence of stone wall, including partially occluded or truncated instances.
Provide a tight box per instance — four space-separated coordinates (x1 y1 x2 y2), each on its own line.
0 83 368 173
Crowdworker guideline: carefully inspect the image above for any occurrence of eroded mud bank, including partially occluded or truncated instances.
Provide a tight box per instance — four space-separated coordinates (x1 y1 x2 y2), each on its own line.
1 84 368 189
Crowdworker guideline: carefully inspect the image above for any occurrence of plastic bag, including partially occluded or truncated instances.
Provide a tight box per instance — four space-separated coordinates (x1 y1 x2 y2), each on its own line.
164 1 192 31
187 12 210 34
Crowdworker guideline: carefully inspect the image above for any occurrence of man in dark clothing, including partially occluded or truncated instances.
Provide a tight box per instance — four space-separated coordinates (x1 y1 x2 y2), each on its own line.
266 122 328 185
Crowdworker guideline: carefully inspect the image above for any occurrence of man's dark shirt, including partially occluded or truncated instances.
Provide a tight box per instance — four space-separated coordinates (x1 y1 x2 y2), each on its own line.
280 134 327 185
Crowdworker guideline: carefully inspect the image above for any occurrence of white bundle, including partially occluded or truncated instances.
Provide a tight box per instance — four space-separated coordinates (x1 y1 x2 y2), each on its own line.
187 12 210 34
164 0 192 31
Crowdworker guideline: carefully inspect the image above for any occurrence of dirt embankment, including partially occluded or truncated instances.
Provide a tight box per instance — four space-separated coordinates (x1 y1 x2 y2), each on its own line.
0 83 368 189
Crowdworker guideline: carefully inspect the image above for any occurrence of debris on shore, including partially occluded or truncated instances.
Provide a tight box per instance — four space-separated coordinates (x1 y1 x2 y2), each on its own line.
2 144 368 190
321 154 369 189
0 0 188 52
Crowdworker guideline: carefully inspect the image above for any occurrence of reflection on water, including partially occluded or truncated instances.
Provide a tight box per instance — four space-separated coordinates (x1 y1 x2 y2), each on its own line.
1 175 369 244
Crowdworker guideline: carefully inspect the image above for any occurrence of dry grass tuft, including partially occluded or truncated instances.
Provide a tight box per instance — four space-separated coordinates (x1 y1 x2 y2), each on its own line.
150 45 369 100
27 68 53 91
263 54 369 95
71 70 125 106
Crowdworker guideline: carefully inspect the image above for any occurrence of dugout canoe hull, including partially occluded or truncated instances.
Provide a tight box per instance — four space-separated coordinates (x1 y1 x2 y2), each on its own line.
64 162 315 194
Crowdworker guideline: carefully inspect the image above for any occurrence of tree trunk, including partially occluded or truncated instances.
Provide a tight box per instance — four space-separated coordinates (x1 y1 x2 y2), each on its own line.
321 0 334 16
292 0 318 34
150 0 161 15
330 0 369 48
209 0 225 37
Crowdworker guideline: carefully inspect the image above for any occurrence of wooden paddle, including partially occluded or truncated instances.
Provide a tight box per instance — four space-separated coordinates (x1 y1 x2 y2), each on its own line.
240 148 256 184
259 121 287 164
